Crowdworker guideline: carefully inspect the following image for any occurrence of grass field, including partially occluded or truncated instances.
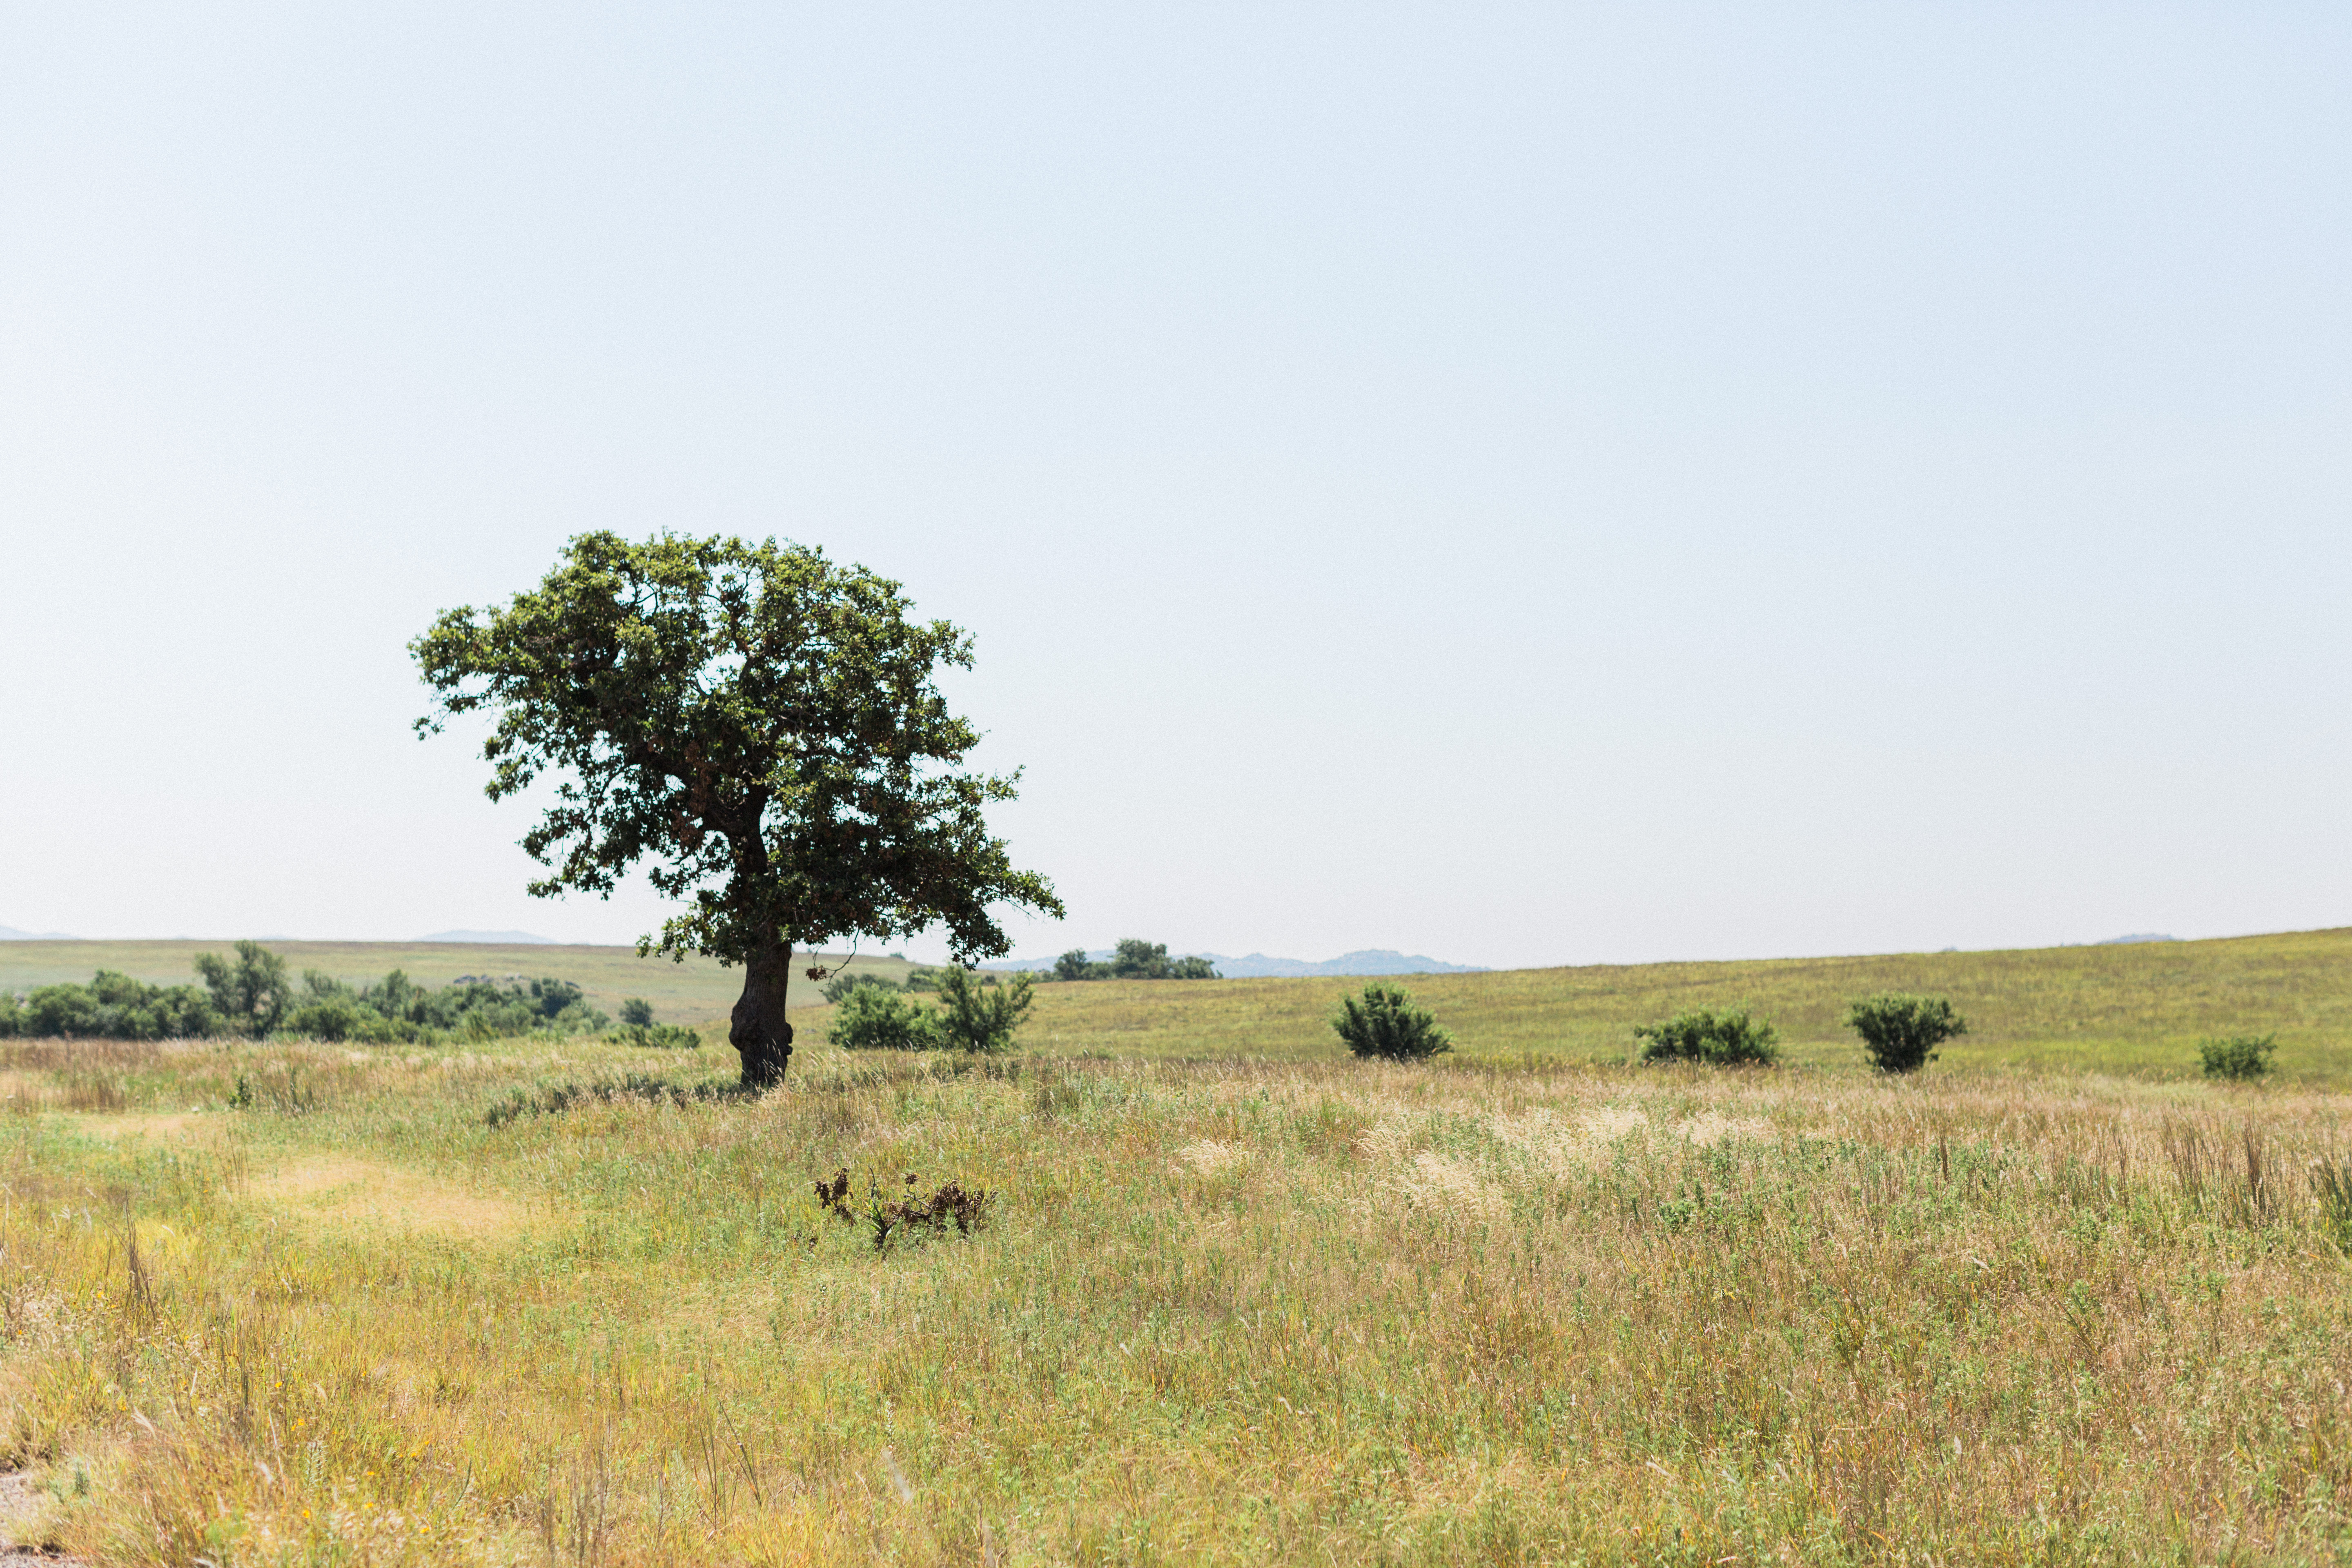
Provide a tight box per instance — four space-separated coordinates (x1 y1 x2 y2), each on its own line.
2 931 2350 1564
9 926 2352 1080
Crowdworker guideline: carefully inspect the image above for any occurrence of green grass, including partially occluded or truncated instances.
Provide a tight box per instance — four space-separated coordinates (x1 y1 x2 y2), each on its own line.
2 929 2349 1564
9 925 2350 1079
1014 927 2352 1083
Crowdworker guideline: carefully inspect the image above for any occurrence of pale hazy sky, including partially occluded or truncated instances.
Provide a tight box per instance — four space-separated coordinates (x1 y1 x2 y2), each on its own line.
4 4 2347 969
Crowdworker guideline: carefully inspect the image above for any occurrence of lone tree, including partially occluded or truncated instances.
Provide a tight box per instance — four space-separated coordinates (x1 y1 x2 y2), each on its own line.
411 532 1062 1086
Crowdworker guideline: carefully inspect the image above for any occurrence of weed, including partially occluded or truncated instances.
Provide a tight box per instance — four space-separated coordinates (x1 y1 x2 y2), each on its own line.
815 1167 994 1251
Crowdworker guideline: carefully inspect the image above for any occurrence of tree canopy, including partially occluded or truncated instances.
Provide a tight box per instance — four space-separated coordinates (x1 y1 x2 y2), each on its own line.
411 532 1062 1083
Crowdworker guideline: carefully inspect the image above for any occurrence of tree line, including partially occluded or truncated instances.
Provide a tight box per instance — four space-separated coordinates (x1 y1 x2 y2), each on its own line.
1048 939 1217 981
0 940 610 1043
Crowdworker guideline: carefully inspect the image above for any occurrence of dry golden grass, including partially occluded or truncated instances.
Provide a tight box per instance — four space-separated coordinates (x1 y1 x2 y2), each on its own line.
248 1156 525 1238
0 1018 2348 1565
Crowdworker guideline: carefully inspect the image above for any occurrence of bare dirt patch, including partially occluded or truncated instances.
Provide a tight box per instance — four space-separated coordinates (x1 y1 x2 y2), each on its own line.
252 1155 523 1236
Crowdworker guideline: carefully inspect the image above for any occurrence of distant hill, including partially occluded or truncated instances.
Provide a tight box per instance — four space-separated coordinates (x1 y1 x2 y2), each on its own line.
2089 933 2179 946
1204 949 1487 978
986 947 1485 978
418 929 558 944
0 924 76 941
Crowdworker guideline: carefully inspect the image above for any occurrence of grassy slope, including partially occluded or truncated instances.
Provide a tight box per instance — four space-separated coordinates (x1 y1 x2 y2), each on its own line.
1021 925 2352 1082
7 926 2349 1078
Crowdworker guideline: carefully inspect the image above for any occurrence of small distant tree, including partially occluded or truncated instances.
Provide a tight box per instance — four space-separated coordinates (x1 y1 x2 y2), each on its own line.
820 972 899 1004
411 532 1063 1087
1109 939 1171 978
1051 941 1216 981
1332 983 1453 1060
931 969 1036 1054
195 940 294 1037
619 997 656 1027
1635 1008 1779 1067
2199 1033 2276 1081
1846 993 1966 1074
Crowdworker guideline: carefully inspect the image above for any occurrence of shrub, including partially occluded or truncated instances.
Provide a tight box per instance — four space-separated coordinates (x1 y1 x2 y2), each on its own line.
607 996 697 1048
1332 983 1453 1060
286 992 402 1044
821 972 900 1004
828 985 946 1052
1052 940 1220 981
1635 1008 1779 1067
20 973 220 1040
931 969 1035 1054
1846 993 1967 1074
2199 1033 2276 1081
0 991 16 1037
617 1022 702 1049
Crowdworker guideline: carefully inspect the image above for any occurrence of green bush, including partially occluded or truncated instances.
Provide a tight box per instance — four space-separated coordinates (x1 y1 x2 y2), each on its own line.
932 969 1035 1054
1635 1008 1779 1067
1051 940 1219 981
1846 993 1967 1074
284 965 607 1042
2199 1033 2276 1081
616 1022 702 1049
0 991 16 1038
20 972 220 1040
828 985 946 1051
821 972 900 1004
826 969 1036 1054
610 995 697 1048
1332 983 1453 1060
286 991 403 1044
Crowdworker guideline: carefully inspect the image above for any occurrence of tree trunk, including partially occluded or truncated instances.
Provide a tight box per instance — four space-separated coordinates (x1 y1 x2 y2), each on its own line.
731 938 795 1087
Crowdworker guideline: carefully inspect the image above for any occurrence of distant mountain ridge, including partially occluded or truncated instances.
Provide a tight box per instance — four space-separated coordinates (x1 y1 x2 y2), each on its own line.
0 925 76 940
984 947 1484 978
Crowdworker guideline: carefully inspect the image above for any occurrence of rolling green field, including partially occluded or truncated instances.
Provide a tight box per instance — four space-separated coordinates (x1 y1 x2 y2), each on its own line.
1020 927 2352 1083
1 930 2348 1564
7 926 2350 1079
